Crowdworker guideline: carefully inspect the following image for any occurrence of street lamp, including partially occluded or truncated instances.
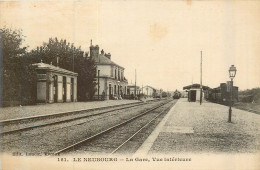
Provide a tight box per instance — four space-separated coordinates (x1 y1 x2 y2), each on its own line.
228 65 237 123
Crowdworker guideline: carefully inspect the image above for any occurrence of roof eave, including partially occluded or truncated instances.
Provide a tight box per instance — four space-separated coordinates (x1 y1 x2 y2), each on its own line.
35 67 78 76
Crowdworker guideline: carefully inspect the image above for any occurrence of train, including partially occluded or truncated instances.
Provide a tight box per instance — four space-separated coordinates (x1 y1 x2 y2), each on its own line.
173 90 181 99
204 83 238 105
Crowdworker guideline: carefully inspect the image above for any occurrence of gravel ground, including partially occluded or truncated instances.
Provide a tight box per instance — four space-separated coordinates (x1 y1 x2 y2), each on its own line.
148 98 260 154
0 100 168 155
0 100 140 120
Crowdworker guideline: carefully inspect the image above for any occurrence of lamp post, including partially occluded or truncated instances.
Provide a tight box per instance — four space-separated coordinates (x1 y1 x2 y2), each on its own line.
228 65 237 123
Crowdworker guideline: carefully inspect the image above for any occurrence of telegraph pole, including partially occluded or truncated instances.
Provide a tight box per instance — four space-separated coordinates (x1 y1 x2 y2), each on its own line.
200 51 203 105
72 51 74 72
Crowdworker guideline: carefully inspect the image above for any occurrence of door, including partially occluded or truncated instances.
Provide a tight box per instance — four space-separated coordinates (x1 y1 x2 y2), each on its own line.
190 90 196 102
53 75 58 102
63 76 66 102
71 78 74 101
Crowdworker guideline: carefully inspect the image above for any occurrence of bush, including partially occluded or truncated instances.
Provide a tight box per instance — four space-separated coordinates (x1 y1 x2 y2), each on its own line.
239 88 260 103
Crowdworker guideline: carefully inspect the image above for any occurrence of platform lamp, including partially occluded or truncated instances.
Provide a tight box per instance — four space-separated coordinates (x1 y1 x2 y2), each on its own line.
228 65 237 123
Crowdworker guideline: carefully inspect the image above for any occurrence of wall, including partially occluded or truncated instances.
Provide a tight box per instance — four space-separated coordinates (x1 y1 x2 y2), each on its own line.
66 77 71 102
112 66 124 81
140 86 154 96
37 82 46 102
94 77 128 100
196 90 200 101
57 75 63 102
97 65 111 77
73 77 77 102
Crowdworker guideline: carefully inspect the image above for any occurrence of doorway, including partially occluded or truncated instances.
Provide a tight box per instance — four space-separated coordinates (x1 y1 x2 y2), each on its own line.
63 76 66 102
71 78 74 102
190 90 196 102
53 75 58 103
109 84 112 99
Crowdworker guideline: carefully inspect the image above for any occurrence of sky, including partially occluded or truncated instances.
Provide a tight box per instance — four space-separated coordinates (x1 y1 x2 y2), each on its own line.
1 0 260 91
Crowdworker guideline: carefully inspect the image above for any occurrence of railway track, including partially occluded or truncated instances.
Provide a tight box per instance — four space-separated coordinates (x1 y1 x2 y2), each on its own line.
0 100 162 136
55 100 175 155
1 99 172 154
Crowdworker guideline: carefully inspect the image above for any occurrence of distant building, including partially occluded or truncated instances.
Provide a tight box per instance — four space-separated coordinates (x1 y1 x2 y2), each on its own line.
183 84 209 102
139 85 158 97
33 62 78 103
90 45 128 100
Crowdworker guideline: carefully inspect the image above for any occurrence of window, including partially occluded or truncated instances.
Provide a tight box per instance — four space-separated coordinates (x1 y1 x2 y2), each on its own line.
118 69 120 80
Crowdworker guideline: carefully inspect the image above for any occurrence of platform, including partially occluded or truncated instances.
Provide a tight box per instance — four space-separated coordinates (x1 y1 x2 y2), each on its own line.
135 98 260 154
0 100 140 121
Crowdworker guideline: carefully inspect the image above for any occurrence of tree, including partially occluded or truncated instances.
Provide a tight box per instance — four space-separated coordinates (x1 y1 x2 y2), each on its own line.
0 27 37 106
75 53 97 101
28 37 96 101
161 91 168 98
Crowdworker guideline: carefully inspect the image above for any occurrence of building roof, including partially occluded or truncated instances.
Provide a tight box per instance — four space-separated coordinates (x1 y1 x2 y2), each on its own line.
33 62 78 76
127 84 140 89
93 54 124 69
183 84 210 90
140 85 158 91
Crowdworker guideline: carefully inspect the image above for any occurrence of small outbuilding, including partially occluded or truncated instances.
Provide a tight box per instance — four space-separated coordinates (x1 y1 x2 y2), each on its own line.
33 62 78 103
183 84 209 102
127 84 140 96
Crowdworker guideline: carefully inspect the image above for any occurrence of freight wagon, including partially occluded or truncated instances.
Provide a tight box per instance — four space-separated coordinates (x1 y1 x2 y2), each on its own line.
204 83 238 105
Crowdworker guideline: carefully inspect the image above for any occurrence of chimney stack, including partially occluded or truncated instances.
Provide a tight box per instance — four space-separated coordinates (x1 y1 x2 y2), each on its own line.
90 44 99 58
105 53 111 60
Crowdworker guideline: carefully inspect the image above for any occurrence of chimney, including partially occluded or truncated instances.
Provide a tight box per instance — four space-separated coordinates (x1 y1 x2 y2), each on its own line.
105 53 111 59
90 44 99 58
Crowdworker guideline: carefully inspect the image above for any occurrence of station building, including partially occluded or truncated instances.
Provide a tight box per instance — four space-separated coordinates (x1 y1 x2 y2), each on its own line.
33 62 78 103
90 45 128 100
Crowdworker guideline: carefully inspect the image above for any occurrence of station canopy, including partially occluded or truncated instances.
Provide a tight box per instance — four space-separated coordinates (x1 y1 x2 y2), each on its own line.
183 84 210 90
